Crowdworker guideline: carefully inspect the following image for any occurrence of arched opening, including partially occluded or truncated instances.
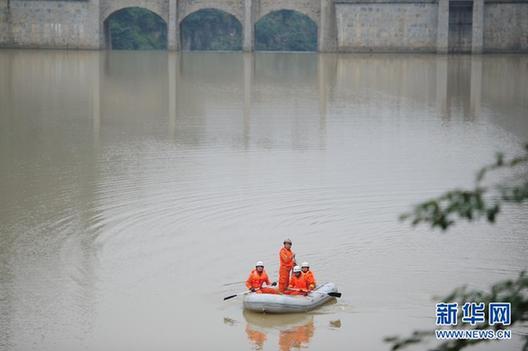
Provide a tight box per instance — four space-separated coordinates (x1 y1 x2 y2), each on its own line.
103 7 167 50
255 10 317 52
180 9 242 51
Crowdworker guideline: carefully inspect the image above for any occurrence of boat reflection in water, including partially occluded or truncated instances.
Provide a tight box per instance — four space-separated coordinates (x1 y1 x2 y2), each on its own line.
243 310 315 351
277 319 314 351
245 324 267 350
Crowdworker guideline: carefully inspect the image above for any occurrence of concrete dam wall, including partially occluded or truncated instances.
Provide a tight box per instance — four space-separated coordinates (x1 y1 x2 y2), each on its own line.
0 0 527 53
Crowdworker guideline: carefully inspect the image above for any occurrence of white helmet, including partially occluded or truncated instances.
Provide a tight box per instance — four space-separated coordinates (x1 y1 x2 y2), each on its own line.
293 265 301 273
255 261 264 267
301 262 309 268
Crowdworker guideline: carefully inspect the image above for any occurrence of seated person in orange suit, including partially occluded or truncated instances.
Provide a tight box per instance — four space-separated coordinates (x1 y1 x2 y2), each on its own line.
284 266 309 296
246 261 278 294
301 262 316 291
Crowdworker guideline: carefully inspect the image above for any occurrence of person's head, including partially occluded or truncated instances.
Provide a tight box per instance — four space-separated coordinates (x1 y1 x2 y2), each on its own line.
283 239 292 249
301 262 310 273
293 265 301 277
255 261 264 272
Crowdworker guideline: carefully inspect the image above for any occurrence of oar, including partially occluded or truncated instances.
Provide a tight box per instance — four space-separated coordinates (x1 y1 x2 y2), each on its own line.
223 291 249 301
288 288 342 298
223 288 260 301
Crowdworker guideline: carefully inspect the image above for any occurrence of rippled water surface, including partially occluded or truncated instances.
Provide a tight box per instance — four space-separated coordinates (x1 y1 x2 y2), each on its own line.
1 51 527 351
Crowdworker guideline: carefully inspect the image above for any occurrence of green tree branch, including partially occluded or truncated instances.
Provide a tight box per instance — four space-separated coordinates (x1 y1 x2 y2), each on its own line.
400 144 528 230
388 143 528 350
384 271 528 351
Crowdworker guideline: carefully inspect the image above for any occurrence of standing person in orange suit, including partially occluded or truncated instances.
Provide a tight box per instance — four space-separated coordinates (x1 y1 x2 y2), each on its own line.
246 261 278 294
278 239 296 292
284 266 309 296
301 262 316 291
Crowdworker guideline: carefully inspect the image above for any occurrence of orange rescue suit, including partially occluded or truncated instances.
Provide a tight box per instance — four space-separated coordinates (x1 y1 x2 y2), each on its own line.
246 269 270 289
284 273 308 295
278 247 295 292
246 269 278 294
303 270 316 290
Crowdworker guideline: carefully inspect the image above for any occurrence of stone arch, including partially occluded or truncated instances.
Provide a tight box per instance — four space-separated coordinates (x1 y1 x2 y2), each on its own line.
101 0 169 24
178 3 243 25
179 8 243 51
256 0 320 25
255 9 318 51
102 6 168 49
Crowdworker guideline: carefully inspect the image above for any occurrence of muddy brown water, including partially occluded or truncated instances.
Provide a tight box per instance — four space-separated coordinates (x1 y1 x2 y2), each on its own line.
1 51 527 351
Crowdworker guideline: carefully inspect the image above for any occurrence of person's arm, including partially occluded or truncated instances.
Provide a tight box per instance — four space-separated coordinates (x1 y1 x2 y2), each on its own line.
280 249 289 265
246 274 253 290
300 275 310 291
264 272 271 286
306 274 315 290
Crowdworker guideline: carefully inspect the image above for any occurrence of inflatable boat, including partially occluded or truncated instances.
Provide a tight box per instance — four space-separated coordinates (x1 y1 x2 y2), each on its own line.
243 282 338 313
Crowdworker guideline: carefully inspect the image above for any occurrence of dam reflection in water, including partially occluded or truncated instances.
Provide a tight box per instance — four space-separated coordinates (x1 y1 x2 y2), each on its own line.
85 52 527 143
89 52 487 138
4 51 527 145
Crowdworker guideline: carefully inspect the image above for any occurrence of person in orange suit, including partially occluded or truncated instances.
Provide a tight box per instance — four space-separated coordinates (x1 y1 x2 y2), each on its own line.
301 262 316 290
246 261 278 294
284 266 308 295
278 239 296 292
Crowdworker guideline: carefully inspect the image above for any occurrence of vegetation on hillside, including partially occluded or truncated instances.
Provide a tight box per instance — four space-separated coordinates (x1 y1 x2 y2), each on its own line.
180 9 242 51
106 8 318 51
255 10 317 51
107 7 167 50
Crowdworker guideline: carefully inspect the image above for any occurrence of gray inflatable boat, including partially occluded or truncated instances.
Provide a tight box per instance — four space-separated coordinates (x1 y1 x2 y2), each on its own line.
243 282 338 313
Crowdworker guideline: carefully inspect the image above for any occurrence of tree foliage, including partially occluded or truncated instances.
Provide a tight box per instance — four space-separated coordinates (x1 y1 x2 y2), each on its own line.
388 144 528 350
108 7 167 50
400 144 528 230
384 271 528 351
255 10 317 51
180 9 242 51
105 7 318 51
